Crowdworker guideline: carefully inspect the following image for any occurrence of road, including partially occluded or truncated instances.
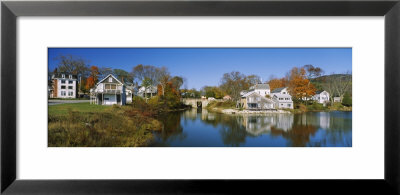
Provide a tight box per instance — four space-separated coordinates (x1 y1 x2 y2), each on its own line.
48 99 90 106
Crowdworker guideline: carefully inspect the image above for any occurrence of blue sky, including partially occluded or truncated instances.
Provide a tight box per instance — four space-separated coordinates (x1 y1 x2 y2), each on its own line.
48 48 352 90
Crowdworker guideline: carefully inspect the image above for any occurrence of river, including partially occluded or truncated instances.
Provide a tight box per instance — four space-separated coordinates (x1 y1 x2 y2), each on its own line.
150 109 352 147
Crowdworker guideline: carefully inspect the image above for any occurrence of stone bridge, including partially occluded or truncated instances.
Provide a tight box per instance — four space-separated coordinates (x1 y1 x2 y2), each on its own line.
182 98 224 108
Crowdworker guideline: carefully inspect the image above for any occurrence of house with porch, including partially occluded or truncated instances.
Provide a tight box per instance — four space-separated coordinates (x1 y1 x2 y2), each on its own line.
90 74 128 105
271 87 294 109
239 91 275 110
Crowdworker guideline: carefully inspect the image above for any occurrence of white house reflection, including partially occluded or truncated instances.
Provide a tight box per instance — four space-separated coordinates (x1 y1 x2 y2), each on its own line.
239 114 294 136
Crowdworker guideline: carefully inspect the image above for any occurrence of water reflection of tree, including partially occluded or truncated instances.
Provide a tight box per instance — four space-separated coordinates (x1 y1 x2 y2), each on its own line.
270 112 352 147
156 112 187 142
219 120 248 146
270 114 318 147
201 113 248 146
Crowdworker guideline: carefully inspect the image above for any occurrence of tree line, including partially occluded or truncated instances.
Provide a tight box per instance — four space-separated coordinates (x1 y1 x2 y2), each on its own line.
50 54 351 105
49 55 185 96
182 64 351 106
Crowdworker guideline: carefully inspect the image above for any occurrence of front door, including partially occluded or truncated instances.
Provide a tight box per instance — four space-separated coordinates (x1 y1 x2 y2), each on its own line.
117 94 121 104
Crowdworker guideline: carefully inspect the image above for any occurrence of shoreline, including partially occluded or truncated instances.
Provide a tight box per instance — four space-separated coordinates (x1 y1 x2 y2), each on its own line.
208 107 351 115
209 108 291 115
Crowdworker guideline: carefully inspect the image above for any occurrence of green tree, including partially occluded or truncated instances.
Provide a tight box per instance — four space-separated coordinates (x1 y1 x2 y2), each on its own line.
342 93 352 107
142 77 153 99
113 69 132 83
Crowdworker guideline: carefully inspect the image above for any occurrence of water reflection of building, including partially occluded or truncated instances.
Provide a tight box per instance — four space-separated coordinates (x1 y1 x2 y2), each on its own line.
183 108 198 119
200 109 216 121
296 112 330 130
318 112 330 129
183 108 217 121
239 114 294 136
274 114 294 131
239 115 273 136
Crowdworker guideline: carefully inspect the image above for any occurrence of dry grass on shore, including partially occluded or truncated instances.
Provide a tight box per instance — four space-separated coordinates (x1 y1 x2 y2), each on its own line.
48 103 162 147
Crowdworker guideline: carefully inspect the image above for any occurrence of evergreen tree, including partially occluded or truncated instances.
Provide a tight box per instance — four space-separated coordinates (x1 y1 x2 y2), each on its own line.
342 93 352 107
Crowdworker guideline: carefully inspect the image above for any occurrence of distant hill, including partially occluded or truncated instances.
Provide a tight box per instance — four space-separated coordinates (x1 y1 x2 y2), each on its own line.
311 74 352 82
310 74 352 95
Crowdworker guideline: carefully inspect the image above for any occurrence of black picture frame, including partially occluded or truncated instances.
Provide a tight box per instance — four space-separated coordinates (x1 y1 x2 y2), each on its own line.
2 0 400 194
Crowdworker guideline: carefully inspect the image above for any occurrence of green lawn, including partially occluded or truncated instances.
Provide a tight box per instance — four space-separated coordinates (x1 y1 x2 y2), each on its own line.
48 102 110 116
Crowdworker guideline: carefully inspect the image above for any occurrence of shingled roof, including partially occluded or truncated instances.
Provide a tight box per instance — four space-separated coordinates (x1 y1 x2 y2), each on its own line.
249 83 270 90
271 87 286 93
51 72 78 79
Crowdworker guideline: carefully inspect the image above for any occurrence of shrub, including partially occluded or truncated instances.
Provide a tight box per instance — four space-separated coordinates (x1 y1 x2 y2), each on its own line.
298 103 307 112
308 102 325 111
342 93 352 107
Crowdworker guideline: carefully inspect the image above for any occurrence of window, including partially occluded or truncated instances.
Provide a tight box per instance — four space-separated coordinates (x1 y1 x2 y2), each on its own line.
105 84 116 90
61 86 66 89
281 104 283 106
288 104 291 107
108 77 113 82
61 80 65 84
68 86 73 89
279 98 283 100
283 92 286 94
68 80 73 84
62 74 65 78
61 91 66 96
104 98 109 100
69 75 72 79
68 91 73 96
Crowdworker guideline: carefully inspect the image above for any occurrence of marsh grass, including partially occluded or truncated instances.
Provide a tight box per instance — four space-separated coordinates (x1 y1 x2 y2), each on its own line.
48 103 162 147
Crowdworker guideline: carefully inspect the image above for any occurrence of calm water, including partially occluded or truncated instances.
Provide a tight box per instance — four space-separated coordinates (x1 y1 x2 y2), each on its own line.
150 109 352 147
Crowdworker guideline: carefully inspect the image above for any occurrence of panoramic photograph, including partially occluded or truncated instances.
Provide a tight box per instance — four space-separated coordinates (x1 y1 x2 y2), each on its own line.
48 48 352 147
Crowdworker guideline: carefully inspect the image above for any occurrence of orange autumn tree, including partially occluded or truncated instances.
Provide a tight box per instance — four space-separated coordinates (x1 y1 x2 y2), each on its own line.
85 66 100 90
157 81 181 108
287 67 316 103
268 78 288 91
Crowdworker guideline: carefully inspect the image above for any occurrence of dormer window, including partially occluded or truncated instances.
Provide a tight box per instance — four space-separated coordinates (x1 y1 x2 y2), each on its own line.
108 77 112 82
62 74 65 78
69 75 72 79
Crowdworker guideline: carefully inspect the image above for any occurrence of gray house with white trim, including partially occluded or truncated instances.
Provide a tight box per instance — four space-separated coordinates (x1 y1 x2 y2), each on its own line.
90 74 128 105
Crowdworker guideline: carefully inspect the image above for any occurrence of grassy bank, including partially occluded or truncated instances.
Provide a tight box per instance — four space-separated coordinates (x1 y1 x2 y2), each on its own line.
48 102 163 147
49 102 110 116
291 102 352 113
48 95 191 147
206 100 236 112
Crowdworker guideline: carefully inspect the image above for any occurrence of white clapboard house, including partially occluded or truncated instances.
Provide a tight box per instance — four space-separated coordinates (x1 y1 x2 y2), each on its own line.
271 87 294 109
50 73 78 98
312 90 330 105
90 74 133 105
